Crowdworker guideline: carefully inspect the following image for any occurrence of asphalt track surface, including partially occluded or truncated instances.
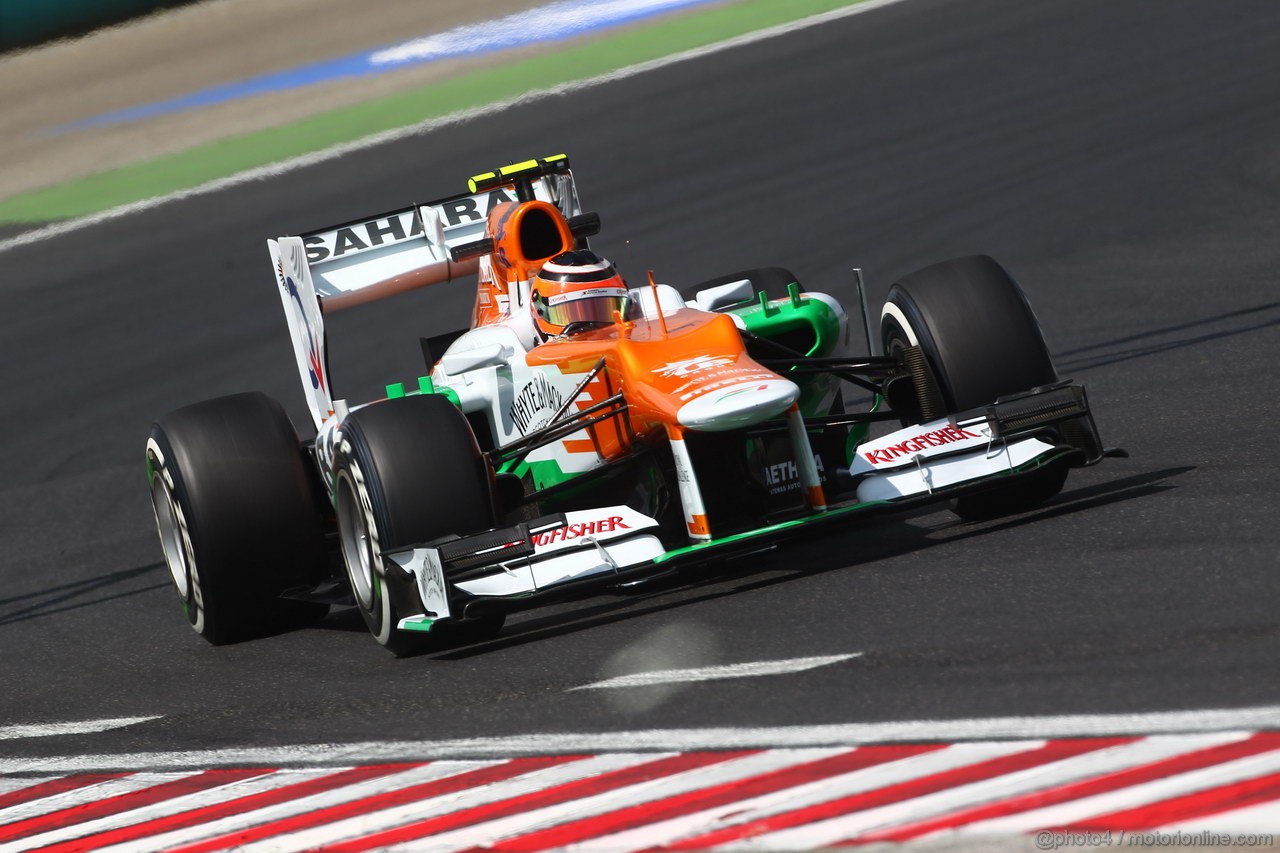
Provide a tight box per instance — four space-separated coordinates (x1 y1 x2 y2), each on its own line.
1 0 1278 768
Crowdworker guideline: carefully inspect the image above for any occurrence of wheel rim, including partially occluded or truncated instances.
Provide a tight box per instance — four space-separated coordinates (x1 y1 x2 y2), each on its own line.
336 474 377 611
150 473 190 598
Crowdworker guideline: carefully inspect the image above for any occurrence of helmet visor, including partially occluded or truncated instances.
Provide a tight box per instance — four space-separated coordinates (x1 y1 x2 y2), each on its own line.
540 287 628 329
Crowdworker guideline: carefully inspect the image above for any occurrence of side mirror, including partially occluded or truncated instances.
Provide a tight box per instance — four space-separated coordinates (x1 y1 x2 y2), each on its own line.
691 278 754 312
437 343 513 375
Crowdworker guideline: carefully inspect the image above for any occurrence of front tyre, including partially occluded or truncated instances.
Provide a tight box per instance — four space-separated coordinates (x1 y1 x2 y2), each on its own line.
333 394 500 656
146 392 330 644
881 255 1068 520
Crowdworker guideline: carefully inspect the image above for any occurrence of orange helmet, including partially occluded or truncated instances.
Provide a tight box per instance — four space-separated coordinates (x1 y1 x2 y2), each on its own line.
530 251 628 341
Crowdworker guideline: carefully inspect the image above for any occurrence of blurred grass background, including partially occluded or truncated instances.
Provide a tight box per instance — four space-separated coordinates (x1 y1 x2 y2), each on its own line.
0 0 859 223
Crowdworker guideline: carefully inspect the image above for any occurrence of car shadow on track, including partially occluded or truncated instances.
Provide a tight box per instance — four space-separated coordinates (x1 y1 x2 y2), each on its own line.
0 562 168 628
926 465 1194 544
420 466 1193 660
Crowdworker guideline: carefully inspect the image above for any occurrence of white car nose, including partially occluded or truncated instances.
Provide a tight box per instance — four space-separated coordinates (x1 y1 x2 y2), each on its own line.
677 378 800 432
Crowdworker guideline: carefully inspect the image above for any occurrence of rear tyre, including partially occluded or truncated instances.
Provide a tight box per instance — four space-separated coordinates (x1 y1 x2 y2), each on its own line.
880 255 1067 520
146 393 330 645
333 394 501 656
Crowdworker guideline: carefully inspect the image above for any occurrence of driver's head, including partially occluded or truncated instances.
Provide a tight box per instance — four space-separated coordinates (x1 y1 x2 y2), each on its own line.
530 250 627 341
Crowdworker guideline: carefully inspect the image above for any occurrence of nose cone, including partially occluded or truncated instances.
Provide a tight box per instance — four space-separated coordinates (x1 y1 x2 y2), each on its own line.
677 378 799 431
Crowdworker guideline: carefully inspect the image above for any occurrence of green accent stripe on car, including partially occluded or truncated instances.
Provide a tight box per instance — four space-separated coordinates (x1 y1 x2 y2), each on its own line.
656 449 1077 563
654 498 890 564
499 455 578 491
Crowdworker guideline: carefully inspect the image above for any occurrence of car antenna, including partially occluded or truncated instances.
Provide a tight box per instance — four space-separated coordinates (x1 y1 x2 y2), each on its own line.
647 270 669 337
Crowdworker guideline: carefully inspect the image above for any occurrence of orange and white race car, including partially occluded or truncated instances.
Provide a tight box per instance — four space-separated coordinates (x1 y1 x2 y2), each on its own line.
145 155 1118 653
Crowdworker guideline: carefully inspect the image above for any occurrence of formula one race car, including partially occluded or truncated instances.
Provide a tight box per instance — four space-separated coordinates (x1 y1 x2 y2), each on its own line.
146 155 1116 653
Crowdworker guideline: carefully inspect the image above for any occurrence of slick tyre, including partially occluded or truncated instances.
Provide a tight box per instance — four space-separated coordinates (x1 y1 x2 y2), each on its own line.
146 393 330 645
880 255 1067 521
333 394 500 656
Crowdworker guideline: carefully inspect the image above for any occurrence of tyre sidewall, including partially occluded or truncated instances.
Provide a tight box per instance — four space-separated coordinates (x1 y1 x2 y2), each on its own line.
882 255 1056 412
146 393 328 644
147 432 210 636
879 256 1067 520
334 455 397 646
332 395 494 652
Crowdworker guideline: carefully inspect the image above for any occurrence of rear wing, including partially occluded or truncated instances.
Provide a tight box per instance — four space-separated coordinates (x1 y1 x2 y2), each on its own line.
267 157 584 429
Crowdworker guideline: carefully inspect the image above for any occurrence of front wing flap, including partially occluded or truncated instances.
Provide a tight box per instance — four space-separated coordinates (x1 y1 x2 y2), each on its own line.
382 382 1107 630
385 506 666 630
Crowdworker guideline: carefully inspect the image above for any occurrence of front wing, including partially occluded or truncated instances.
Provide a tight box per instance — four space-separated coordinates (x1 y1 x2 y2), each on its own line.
381 394 1096 634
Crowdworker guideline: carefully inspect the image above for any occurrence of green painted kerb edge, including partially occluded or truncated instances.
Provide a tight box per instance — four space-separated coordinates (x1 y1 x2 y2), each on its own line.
0 0 866 223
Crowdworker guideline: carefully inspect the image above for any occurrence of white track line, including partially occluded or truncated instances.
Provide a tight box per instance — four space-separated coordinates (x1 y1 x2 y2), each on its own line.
4 706 1279 775
0 0 911 256
570 653 860 689
0 716 160 741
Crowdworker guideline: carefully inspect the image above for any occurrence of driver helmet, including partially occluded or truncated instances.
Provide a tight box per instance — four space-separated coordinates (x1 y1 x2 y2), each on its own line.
530 250 628 341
